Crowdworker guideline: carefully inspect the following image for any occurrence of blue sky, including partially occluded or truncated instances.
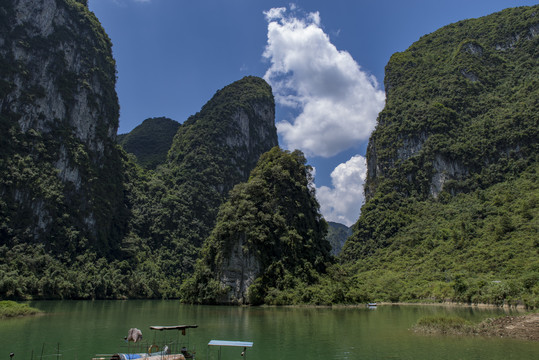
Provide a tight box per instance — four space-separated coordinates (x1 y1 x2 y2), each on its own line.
89 0 538 225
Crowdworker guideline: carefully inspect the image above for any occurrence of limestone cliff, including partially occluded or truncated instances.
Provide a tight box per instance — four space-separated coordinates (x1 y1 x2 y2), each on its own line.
122 77 278 282
0 0 124 252
155 76 278 250
364 5 538 200
182 148 331 305
343 5 538 260
168 76 277 197
218 234 261 304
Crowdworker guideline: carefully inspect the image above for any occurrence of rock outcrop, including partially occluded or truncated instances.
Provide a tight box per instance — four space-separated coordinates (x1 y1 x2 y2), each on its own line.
218 234 261 304
182 147 331 305
156 76 277 250
365 5 539 200
168 76 277 197
343 5 539 260
0 0 125 252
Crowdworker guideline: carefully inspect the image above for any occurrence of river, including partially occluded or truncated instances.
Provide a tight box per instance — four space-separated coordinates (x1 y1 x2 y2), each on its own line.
0 301 537 359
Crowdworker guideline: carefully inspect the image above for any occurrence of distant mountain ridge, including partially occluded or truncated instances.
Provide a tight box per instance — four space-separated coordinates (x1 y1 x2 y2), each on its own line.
118 117 180 169
327 222 352 256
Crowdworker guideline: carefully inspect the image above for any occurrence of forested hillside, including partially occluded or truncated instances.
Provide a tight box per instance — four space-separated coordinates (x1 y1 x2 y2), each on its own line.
0 0 126 254
0 1 536 306
338 5 539 307
182 147 332 305
0 0 278 299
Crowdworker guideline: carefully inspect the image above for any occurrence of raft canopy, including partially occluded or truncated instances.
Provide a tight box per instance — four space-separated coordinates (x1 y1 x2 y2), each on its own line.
208 340 253 348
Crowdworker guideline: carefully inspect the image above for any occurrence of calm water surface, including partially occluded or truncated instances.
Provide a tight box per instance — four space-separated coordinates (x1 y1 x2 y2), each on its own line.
0 301 537 359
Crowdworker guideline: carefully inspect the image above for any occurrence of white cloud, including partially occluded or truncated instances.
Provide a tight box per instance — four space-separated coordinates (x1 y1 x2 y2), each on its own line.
263 7 385 157
316 155 367 226
263 7 287 21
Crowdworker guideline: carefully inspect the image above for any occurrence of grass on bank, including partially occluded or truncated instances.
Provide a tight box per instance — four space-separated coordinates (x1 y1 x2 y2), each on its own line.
0 300 41 318
413 315 474 335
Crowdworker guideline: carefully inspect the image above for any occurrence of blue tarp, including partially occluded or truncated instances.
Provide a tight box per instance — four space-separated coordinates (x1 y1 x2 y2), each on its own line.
115 354 143 360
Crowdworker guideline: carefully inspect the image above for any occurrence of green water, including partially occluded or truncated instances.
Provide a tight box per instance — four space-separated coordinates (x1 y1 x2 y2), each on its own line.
0 301 537 359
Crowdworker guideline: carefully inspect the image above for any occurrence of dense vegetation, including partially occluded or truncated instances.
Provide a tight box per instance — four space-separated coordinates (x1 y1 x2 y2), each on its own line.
0 0 125 254
338 5 539 307
0 0 277 300
0 300 41 318
326 222 352 256
0 77 276 300
0 3 536 307
336 164 538 306
121 76 277 280
181 147 332 304
363 5 538 201
118 117 180 169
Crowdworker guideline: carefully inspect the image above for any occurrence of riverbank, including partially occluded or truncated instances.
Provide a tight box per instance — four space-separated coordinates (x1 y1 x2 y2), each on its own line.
0 301 41 318
379 301 529 310
413 312 539 341
475 313 539 340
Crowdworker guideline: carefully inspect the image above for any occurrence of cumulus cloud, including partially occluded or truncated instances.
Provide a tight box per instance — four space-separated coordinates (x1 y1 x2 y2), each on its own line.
263 7 385 157
316 155 367 226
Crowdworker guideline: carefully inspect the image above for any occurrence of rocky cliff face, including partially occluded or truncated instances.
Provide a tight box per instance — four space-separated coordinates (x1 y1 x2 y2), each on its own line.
156 76 277 250
169 76 277 197
217 234 260 304
343 5 538 260
224 102 276 183
182 147 331 305
0 0 124 251
122 76 278 279
365 5 539 200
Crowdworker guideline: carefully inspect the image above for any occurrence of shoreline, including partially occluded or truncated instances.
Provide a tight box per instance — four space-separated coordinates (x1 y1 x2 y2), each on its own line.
324 301 529 311
413 312 539 341
376 301 528 310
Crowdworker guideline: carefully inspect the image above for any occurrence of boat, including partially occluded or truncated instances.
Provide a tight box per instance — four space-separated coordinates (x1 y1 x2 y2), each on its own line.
92 325 198 360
